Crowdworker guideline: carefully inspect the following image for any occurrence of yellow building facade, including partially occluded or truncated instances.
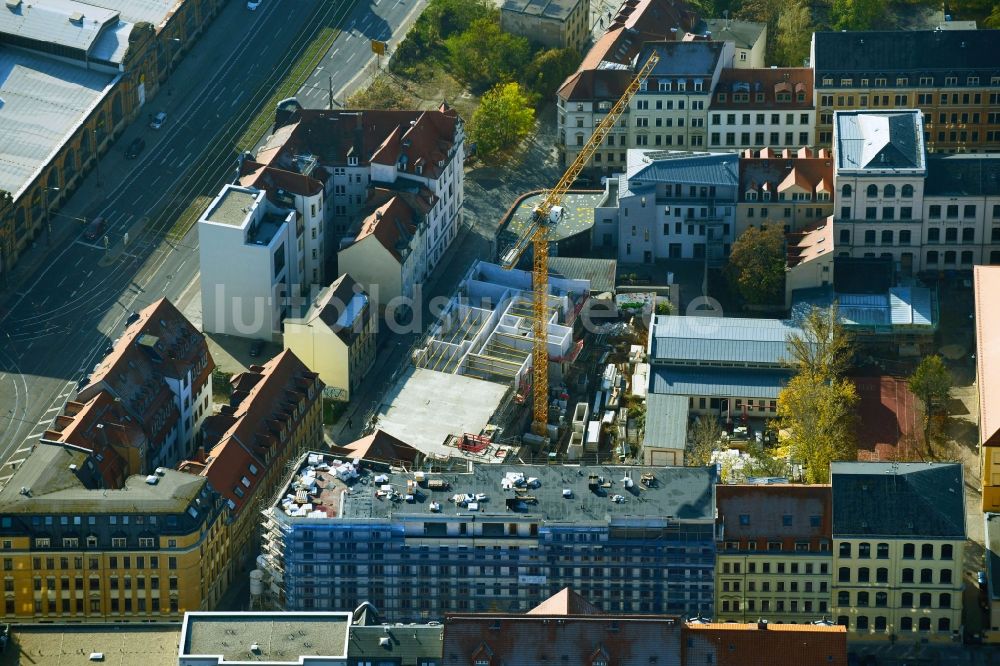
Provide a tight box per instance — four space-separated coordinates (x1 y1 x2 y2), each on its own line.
0 446 229 622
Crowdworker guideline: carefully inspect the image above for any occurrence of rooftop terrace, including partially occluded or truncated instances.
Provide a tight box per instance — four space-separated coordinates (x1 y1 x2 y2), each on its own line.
270 451 717 525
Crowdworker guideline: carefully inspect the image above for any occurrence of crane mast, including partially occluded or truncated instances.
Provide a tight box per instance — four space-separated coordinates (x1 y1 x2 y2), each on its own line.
500 51 661 437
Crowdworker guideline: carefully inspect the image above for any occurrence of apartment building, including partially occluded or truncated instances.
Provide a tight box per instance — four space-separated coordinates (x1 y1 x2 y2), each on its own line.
596 150 739 263
555 0 698 168
0 442 230 622
736 147 834 237
709 68 815 153
199 185 300 341
831 462 966 642
242 103 465 258
75 297 214 468
811 29 1000 152
694 19 767 69
832 109 1000 274
283 273 375 402
560 41 732 172
180 350 322 576
260 453 717 620
500 0 590 51
715 485 833 624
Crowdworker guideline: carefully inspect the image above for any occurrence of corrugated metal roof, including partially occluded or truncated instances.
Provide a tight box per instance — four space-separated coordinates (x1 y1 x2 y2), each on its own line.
627 150 740 188
0 47 119 198
650 315 800 365
90 19 133 64
548 257 617 294
97 0 182 27
0 0 120 53
650 366 789 399
643 393 688 450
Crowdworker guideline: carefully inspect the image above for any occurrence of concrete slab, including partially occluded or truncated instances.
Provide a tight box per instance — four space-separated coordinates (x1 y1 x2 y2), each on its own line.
375 366 509 459
1 626 180 666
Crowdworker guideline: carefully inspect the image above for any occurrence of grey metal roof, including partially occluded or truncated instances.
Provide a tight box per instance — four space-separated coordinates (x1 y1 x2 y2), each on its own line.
699 19 765 49
831 462 966 539
501 0 582 20
650 366 789 399
0 0 120 54
90 19 133 64
95 0 182 28
834 110 925 174
925 154 1000 197
548 257 617 294
349 625 443 664
627 150 740 190
643 393 688 451
813 29 1000 78
0 47 118 199
650 315 800 366
639 40 727 78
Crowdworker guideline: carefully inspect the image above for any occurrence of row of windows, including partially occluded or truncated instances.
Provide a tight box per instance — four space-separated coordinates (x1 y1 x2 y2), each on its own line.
6 597 179 616
842 183 915 199
712 113 811 126
27 534 172 550
837 590 951 609
711 131 811 147
821 75 995 88
25 574 175 592
720 557 827 573
721 598 828 614
840 542 952 560
839 615 951 633
837 566 953 585
3 514 167 529
721 579 829 594
716 90 807 104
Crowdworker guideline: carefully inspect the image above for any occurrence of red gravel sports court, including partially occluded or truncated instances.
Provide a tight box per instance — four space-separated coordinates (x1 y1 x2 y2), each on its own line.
853 374 922 461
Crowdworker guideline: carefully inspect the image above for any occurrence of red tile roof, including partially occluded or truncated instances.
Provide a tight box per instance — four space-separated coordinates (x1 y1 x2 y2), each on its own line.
42 391 136 487
349 192 419 263
786 218 834 269
712 68 814 110
739 148 834 201
716 484 832 549
329 428 422 466
526 588 600 616
195 350 321 515
682 622 848 666
78 298 212 455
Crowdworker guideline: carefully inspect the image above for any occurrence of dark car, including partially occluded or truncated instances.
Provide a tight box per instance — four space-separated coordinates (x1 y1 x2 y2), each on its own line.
83 216 106 242
249 340 263 357
125 137 146 159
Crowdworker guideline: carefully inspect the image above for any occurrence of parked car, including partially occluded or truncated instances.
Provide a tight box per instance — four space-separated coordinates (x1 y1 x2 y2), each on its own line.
247 0 261 9
83 216 106 242
249 340 263 357
125 137 145 159
149 111 167 130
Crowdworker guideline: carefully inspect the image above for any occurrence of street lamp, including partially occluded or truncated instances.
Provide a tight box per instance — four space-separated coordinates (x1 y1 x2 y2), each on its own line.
92 123 104 188
43 186 60 246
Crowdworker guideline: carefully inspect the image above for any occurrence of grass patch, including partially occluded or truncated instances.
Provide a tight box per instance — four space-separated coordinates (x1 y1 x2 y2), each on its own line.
323 398 348 425
212 369 234 406
167 194 214 243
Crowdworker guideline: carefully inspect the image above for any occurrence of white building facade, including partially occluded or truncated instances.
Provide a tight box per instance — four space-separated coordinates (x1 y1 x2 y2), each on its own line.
199 185 299 341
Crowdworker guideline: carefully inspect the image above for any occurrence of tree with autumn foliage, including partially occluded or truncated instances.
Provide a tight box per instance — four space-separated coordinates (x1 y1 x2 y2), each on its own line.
726 224 786 306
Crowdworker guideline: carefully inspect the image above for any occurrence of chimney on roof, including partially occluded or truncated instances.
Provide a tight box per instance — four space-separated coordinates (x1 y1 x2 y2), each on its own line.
758 619 768 631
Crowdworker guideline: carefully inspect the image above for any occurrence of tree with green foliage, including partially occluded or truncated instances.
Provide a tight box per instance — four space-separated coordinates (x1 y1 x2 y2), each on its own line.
445 18 532 92
390 0 494 77
778 374 859 483
686 415 723 467
786 305 853 383
469 82 536 157
908 355 952 449
775 0 812 67
425 0 495 39
735 0 783 64
986 3 1000 28
524 48 581 99
726 224 786 306
831 0 881 30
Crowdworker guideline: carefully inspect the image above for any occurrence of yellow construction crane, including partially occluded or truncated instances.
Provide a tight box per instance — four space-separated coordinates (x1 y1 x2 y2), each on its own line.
500 51 660 436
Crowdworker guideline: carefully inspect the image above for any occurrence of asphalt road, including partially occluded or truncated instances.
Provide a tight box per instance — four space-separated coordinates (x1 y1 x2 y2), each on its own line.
0 0 427 480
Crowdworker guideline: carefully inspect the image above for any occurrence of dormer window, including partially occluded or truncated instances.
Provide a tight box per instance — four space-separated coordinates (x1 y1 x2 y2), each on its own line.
746 191 757 201
658 80 670 92
348 156 358 166
762 191 771 201
677 81 686 92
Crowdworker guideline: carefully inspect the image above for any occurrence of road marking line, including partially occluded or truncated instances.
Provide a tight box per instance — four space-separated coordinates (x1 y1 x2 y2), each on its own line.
25 432 42 441
4 459 24 467
56 275 69 288
74 255 84 267
331 48 339 57
164 147 176 160
16 447 32 454
44 406 61 414
180 152 193 167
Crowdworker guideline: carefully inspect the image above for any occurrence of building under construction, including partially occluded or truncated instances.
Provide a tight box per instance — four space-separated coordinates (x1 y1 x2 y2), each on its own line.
373 261 590 462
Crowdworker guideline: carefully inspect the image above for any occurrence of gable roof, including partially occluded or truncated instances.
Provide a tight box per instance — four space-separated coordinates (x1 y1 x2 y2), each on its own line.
649 315 801 366
329 428 422 466
197 350 321 515
830 462 966 539
347 193 419 263
925 154 1000 197
527 588 601 616
739 147 834 200
786 219 833 269
627 150 740 188
698 19 766 49
812 29 1000 75
712 67 813 110
303 273 370 346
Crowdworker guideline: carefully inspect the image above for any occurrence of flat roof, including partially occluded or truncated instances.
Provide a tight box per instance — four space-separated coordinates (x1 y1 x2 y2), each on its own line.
4 625 180 666
0 0 120 54
205 186 259 227
975 266 1000 447
650 315 801 366
0 46 118 200
502 0 582 20
375 367 510 459
498 190 603 247
272 452 717 524
181 613 350 662
97 0 183 28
